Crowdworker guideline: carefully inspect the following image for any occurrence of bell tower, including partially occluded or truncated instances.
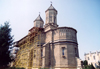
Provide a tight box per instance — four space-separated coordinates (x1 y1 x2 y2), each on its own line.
44 4 58 32
34 14 44 28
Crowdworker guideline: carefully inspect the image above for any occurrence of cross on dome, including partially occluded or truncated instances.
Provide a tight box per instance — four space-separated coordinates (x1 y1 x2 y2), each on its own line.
34 13 43 22
50 1 52 5
45 2 57 12
39 12 40 15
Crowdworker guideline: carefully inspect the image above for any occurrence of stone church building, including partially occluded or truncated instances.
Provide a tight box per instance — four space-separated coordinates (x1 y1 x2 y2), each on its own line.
14 4 82 69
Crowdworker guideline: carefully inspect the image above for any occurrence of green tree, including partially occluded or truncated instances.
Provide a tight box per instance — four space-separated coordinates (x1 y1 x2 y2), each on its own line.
0 66 25 69
83 61 95 69
83 60 88 66
0 22 13 67
90 63 95 69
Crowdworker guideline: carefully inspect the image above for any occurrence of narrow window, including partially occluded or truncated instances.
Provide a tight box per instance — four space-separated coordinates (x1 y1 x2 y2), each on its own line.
93 56 95 60
41 50 43 57
88 57 89 60
50 16 52 22
75 48 77 53
75 48 77 56
34 50 36 58
54 16 56 23
62 47 65 56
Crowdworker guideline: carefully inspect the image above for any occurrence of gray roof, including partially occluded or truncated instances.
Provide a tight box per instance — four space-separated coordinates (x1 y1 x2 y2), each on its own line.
45 4 57 12
34 14 43 22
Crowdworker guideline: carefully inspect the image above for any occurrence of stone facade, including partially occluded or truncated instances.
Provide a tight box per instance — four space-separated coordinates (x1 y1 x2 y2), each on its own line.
41 4 81 68
15 4 82 69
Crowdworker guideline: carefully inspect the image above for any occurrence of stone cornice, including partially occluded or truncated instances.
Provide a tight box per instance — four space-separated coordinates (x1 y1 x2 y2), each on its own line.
42 39 78 47
45 9 57 13
44 23 58 28
44 26 77 33
53 40 78 45
57 27 77 33
54 39 77 43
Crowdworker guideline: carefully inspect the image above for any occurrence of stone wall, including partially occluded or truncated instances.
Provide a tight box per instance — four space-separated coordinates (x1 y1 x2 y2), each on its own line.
45 31 52 43
41 32 45 44
53 27 77 43
43 27 79 68
53 43 78 68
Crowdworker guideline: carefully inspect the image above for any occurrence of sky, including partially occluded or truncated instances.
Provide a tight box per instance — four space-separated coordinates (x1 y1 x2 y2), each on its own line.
0 0 100 60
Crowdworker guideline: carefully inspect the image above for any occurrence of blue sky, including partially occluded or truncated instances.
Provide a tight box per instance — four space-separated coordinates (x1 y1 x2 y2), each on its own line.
0 0 100 60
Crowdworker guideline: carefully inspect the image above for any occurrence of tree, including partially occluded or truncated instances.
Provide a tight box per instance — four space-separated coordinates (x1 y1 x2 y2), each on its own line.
90 63 95 69
83 60 95 69
83 60 88 66
0 22 13 67
97 61 100 69
5 67 25 69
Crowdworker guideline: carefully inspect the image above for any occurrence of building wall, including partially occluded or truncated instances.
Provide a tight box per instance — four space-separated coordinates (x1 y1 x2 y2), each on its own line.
45 31 52 43
40 32 45 44
34 21 44 28
42 27 79 68
53 27 77 42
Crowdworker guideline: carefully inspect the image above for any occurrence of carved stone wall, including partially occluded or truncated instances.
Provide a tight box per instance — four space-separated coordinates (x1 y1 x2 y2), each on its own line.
53 27 77 43
42 27 79 68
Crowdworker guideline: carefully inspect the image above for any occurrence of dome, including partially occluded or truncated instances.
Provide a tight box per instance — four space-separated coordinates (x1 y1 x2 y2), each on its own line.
34 14 43 22
45 4 57 12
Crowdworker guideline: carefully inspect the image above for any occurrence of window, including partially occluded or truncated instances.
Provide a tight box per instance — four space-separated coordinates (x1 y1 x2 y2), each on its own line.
62 47 65 56
88 57 89 60
54 16 56 23
50 16 52 22
34 50 36 58
36 23 40 27
93 56 95 60
41 50 43 57
75 48 77 56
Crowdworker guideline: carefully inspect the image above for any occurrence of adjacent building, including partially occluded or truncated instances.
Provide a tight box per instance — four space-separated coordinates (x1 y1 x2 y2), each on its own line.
84 51 100 68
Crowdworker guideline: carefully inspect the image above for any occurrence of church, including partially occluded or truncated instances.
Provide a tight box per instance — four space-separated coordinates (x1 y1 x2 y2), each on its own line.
13 4 82 69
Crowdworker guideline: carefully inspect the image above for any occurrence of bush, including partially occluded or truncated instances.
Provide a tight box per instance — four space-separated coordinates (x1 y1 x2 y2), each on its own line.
4 67 25 69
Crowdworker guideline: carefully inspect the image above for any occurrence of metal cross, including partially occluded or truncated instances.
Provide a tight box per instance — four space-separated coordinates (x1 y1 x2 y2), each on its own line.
50 1 52 4
39 12 40 15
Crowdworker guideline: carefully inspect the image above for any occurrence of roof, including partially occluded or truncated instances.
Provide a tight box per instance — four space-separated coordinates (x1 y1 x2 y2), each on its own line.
34 14 43 22
45 4 57 12
29 27 44 32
